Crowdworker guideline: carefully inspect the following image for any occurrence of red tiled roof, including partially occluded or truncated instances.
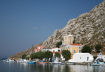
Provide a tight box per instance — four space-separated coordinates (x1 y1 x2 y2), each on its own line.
34 45 45 52
70 44 82 46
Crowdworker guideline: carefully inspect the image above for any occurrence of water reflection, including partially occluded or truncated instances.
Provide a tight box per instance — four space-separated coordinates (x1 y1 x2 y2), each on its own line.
0 62 105 72
93 65 105 72
34 64 105 72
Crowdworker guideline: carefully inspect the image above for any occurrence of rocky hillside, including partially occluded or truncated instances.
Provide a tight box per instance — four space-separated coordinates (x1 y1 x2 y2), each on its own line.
42 0 105 48
10 43 43 60
11 0 105 59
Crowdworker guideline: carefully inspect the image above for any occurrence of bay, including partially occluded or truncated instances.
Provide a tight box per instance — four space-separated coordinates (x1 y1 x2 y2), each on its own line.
0 61 105 72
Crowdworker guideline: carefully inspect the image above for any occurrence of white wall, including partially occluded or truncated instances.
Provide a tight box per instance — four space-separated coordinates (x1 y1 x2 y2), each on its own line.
68 53 94 63
42 48 61 52
50 48 61 52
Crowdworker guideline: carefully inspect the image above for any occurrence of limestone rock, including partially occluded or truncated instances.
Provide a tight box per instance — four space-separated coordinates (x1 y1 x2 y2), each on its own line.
42 0 105 48
11 0 105 59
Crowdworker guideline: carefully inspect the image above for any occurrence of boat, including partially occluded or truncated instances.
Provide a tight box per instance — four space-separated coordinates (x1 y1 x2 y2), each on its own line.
51 62 62 64
51 57 62 64
91 52 105 66
28 61 36 64
91 61 104 66
17 59 29 63
38 60 48 64
5 59 15 62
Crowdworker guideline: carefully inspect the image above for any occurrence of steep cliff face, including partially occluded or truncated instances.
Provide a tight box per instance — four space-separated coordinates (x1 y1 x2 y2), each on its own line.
42 0 105 48
11 0 105 59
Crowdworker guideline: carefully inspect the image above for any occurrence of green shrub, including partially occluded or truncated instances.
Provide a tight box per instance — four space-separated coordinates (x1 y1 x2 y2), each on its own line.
62 50 71 61
81 45 91 53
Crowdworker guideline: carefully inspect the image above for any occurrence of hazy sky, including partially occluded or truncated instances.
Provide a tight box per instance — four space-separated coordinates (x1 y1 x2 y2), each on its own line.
0 0 103 57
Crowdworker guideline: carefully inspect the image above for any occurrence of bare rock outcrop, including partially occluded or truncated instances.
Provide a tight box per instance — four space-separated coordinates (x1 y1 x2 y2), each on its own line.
11 0 105 59
42 0 105 48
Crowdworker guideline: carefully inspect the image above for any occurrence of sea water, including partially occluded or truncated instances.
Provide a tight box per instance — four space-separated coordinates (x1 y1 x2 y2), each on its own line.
0 61 105 72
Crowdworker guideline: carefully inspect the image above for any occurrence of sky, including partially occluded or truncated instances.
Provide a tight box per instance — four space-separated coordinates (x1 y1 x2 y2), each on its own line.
0 0 103 58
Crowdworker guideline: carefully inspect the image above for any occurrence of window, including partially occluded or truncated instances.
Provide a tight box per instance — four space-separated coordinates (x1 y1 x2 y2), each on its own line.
79 50 81 53
73 50 76 53
87 57 89 61
79 47 81 49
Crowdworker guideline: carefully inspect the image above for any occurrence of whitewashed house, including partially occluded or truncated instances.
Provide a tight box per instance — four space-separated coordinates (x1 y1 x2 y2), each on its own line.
42 48 51 52
68 53 94 63
42 48 65 61
50 48 62 52
42 48 62 52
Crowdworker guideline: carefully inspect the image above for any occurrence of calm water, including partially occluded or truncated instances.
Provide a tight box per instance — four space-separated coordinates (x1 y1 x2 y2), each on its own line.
0 61 105 72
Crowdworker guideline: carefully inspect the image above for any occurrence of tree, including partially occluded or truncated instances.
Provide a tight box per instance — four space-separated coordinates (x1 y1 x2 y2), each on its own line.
30 53 35 59
36 51 45 59
56 41 62 48
22 54 27 59
62 50 71 61
81 45 91 53
95 44 103 53
55 52 61 58
30 51 53 60
44 51 53 59
26 56 30 60
30 52 45 59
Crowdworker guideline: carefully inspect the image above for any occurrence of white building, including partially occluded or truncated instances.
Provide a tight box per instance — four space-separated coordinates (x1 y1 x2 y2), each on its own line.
50 48 62 52
42 48 65 61
68 53 94 63
42 48 51 52
42 48 62 52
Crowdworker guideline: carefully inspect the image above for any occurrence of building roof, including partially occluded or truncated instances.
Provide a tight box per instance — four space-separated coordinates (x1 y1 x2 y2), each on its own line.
70 44 82 46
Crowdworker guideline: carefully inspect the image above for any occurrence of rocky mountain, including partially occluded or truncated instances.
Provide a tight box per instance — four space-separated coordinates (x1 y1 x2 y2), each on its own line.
10 43 43 60
11 0 105 59
42 0 105 48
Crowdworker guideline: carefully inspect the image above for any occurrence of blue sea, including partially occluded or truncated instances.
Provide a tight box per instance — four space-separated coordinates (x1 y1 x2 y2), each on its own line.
0 61 105 72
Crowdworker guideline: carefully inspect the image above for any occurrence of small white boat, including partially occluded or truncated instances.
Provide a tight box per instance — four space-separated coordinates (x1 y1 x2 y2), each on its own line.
17 59 29 63
51 62 62 64
6 59 14 62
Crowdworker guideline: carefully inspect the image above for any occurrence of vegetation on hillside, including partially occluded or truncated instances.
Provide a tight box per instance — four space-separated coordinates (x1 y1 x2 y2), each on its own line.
30 51 53 60
54 52 61 58
56 41 62 48
95 44 103 53
22 54 27 59
81 45 92 53
62 50 71 61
